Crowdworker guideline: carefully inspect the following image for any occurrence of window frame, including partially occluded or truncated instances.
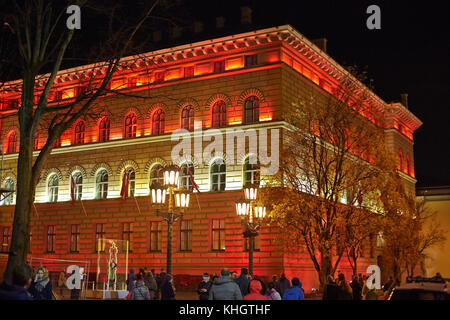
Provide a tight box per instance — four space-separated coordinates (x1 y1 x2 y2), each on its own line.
122 222 133 252
95 223 106 253
244 96 260 124
7 132 17 153
149 221 162 252
211 100 226 128
210 159 226 191
96 169 109 199
98 117 110 142
152 109 165 135
48 174 59 203
179 219 192 252
181 105 194 131
211 218 225 251
124 113 137 138
46 225 56 253
70 224 80 253
74 121 85 145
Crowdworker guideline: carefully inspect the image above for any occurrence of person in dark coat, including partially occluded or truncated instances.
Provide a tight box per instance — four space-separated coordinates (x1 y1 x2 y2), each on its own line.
209 268 243 300
350 275 362 300
143 269 158 300
276 273 291 297
0 264 33 300
336 273 352 300
197 273 213 300
322 275 339 300
156 271 167 300
161 274 176 300
127 269 136 292
29 267 53 300
234 268 249 297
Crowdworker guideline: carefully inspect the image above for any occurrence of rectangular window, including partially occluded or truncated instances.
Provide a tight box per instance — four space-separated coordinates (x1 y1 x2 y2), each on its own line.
149 222 162 252
245 54 258 67
47 225 56 253
213 60 225 73
95 223 106 252
244 235 260 252
211 219 225 251
184 66 194 78
180 220 192 252
1 226 11 253
122 222 133 252
70 224 80 253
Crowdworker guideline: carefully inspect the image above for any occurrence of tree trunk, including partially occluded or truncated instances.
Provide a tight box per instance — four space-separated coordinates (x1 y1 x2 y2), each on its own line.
3 74 36 282
319 249 332 290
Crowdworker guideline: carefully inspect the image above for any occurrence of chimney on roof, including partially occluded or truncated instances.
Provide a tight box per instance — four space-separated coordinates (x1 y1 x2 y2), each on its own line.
400 93 409 109
240 6 252 25
312 38 327 53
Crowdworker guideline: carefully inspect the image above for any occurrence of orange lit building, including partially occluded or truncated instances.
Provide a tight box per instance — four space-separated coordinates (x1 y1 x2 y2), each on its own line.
0 25 422 291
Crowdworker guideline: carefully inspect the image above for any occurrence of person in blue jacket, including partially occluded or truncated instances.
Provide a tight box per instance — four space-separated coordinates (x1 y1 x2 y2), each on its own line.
0 264 33 300
282 277 305 300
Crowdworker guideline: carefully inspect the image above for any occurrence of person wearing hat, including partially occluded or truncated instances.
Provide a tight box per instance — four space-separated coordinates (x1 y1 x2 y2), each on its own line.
197 273 212 300
129 274 151 300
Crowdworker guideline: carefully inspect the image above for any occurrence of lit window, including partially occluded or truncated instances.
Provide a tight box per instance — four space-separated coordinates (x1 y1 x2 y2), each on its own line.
74 121 85 145
244 96 260 124
149 164 164 185
179 163 194 190
211 159 226 191
48 175 59 203
33 132 39 150
181 105 194 131
72 172 83 201
2 179 14 206
96 169 108 199
126 169 135 197
211 219 225 251
7 132 17 153
152 109 165 135
99 117 110 142
212 100 226 128
124 113 137 138
243 156 260 186
95 223 106 252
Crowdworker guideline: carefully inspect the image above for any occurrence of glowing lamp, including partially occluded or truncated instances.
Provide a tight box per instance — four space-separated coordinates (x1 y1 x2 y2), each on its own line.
163 165 180 188
244 184 258 201
236 199 250 217
150 181 166 205
175 188 191 209
253 205 266 219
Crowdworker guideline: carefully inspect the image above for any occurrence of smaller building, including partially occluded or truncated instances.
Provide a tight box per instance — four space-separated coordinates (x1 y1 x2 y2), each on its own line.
416 185 450 278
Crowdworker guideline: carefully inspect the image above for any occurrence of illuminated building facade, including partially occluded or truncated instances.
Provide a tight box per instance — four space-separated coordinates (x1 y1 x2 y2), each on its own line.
0 25 422 290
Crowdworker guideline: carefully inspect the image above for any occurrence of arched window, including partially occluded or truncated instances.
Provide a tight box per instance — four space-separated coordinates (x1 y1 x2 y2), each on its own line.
150 164 164 185
398 151 404 171
152 109 165 135
96 169 108 199
179 162 194 190
210 159 226 191
212 100 226 128
7 132 17 153
181 105 194 131
72 172 83 201
99 117 110 142
126 168 136 197
243 156 260 186
74 121 85 145
2 178 14 205
48 175 59 203
33 132 39 150
244 96 259 124
124 113 137 138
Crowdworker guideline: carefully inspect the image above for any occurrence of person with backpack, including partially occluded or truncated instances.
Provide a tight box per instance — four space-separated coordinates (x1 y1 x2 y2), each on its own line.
282 277 305 300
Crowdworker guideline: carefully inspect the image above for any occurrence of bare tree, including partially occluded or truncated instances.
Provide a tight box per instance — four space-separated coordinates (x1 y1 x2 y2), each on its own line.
263 68 397 289
0 0 161 281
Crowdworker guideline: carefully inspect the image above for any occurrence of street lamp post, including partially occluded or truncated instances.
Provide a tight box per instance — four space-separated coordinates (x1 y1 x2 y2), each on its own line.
150 165 190 275
235 184 266 276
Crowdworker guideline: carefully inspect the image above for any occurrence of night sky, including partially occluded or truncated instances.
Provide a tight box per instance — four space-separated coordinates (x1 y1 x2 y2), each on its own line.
2 0 449 187
189 0 450 187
